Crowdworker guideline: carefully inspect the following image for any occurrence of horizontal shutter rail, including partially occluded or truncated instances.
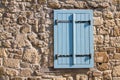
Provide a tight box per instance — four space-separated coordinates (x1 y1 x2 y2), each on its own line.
55 54 72 59
76 54 91 58
55 54 91 59
55 20 91 25
55 20 72 25
75 20 91 25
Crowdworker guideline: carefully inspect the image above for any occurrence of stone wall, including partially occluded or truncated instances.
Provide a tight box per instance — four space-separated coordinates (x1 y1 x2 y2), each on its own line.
0 0 120 80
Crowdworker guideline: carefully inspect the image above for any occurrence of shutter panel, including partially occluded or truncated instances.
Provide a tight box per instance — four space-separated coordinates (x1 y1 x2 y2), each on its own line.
54 10 94 68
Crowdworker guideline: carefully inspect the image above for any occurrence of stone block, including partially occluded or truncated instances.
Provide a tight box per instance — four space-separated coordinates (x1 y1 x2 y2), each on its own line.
17 15 27 25
113 77 120 80
113 26 120 37
103 70 112 80
114 53 120 60
113 65 120 77
4 58 20 68
20 23 31 33
6 68 18 76
103 11 113 19
0 48 7 58
76 74 88 80
67 77 73 80
48 0 61 9
27 77 41 80
94 17 103 26
115 12 120 18
22 47 39 64
104 20 116 27
95 52 109 63
94 35 104 44
116 48 120 53
0 67 5 76
93 71 102 77
97 63 110 71
115 19 120 26
19 68 32 77
11 77 23 80
53 78 66 80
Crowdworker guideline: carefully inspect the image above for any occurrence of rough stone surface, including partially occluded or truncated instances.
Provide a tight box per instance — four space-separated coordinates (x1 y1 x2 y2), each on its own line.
113 65 120 77
19 68 32 77
95 52 109 63
4 58 20 68
22 47 39 64
0 0 119 80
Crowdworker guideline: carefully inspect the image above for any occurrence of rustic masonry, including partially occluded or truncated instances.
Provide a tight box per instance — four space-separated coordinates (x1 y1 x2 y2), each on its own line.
0 0 120 80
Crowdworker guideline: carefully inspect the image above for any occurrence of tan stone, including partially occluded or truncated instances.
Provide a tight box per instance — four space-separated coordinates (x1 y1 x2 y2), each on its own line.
76 74 88 80
116 48 120 53
4 58 20 68
14 33 31 48
112 0 120 5
0 48 7 58
113 65 120 77
27 32 37 42
113 77 120 80
20 23 31 33
23 47 39 64
48 0 61 9
115 19 120 26
113 26 120 36
103 70 112 80
94 35 104 44
53 78 66 80
20 68 32 77
6 68 18 76
27 77 41 80
20 62 30 68
115 12 120 18
17 15 27 25
38 0 46 4
11 77 23 80
94 11 102 17
67 77 73 80
99 2 109 8
94 17 103 26
103 11 113 19
97 63 110 71
87 1 98 8
104 20 116 27
95 52 109 63
2 40 11 48
77 1 87 8
93 71 102 77
0 67 5 76
114 53 120 60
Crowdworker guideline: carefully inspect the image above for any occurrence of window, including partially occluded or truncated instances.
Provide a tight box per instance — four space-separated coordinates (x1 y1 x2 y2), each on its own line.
54 10 94 68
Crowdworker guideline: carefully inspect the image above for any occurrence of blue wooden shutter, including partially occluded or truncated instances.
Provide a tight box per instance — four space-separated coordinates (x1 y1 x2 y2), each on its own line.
54 10 94 68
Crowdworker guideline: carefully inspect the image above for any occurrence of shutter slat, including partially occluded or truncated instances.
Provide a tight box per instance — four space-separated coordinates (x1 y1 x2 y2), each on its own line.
57 13 63 65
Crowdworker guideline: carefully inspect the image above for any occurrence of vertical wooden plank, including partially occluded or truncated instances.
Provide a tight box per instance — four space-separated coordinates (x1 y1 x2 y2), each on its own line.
62 13 67 65
76 13 81 65
57 13 63 65
84 14 90 64
73 14 76 65
80 14 85 65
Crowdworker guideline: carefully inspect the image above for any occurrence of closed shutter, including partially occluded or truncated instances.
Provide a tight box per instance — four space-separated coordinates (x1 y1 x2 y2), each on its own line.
54 10 94 68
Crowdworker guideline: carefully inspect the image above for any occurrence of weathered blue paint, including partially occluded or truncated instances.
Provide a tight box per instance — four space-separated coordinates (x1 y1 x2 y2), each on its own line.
54 10 94 68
